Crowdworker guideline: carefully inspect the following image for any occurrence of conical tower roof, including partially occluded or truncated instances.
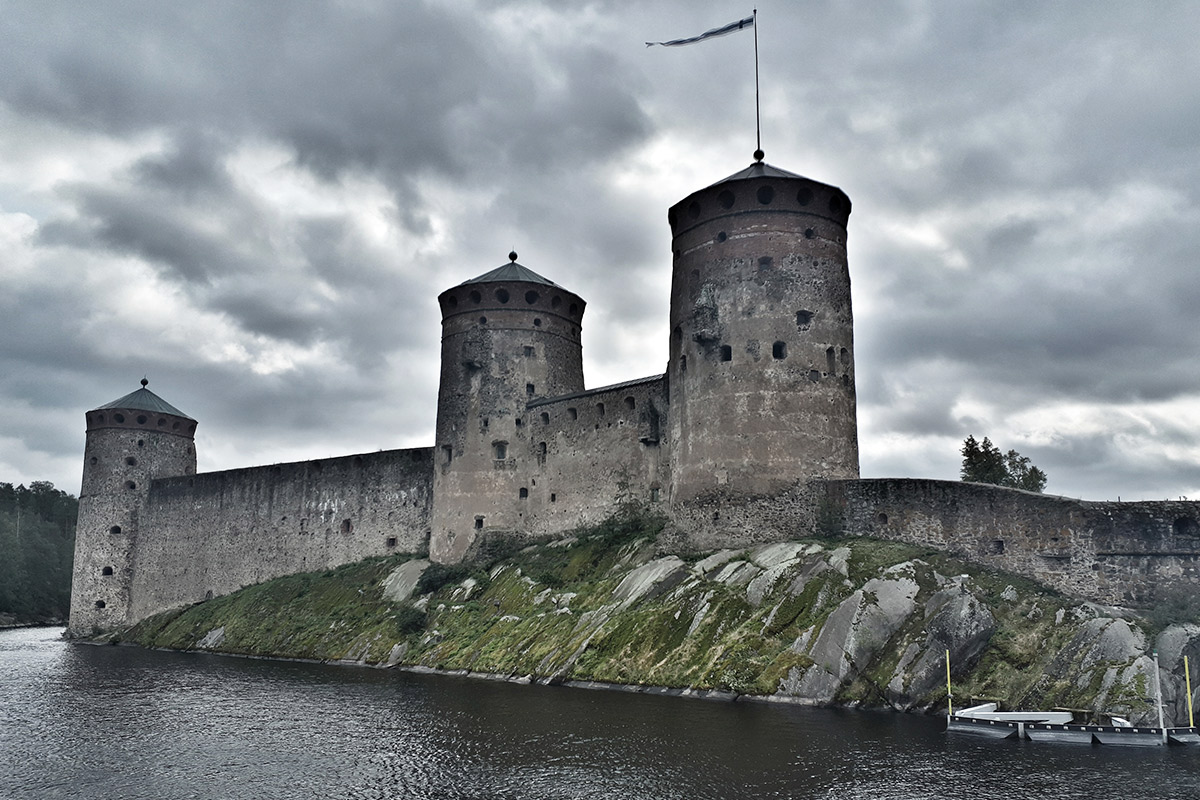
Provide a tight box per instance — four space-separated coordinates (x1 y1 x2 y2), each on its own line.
707 160 805 187
458 252 564 289
92 380 194 421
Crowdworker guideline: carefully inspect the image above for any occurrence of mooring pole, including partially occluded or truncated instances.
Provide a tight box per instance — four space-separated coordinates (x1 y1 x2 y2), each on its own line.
1187 654 1195 729
945 649 953 717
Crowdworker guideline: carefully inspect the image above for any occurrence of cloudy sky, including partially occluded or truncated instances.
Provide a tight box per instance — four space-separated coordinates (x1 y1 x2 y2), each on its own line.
3 0 1199 501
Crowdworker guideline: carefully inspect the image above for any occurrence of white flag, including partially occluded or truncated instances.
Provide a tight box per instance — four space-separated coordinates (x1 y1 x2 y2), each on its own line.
646 15 754 47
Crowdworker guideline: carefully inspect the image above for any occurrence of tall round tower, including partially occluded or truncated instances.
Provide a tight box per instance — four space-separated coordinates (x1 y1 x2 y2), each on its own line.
67 379 197 636
667 160 859 504
430 254 586 563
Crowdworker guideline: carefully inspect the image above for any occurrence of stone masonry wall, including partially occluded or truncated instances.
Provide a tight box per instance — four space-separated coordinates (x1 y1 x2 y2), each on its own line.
825 478 1200 605
126 447 433 624
521 376 671 536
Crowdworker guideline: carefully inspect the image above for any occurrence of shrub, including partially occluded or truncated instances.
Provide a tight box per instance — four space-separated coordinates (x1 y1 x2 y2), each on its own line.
415 563 475 596
394 605 427 635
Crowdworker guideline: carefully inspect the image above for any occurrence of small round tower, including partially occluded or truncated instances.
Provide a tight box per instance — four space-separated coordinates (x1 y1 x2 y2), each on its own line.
430 254 586 563
667 159 859 504
67 379 197 636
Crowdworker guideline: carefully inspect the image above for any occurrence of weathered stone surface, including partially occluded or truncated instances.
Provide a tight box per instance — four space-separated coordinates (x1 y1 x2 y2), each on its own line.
382 559 431 602
611 557 687 608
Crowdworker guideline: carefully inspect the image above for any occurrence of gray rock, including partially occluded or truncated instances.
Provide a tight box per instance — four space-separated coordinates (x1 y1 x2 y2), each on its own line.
381 559 431 602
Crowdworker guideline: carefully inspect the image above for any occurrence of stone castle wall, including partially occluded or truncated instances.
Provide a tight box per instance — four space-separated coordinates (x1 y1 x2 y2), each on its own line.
520 376 671 537
824 478 1200 605
122 448 432 626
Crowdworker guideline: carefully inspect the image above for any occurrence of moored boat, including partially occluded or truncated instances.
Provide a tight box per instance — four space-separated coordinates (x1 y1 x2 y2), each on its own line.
943 652 1200 747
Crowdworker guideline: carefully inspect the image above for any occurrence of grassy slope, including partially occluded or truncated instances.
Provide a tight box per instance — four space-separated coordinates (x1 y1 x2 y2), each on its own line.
119 514 1164 715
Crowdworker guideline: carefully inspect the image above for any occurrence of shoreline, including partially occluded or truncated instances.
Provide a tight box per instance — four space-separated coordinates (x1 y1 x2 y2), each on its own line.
71 634 857 712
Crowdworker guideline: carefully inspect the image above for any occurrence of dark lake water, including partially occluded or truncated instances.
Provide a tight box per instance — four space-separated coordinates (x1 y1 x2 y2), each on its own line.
3 627 1199 799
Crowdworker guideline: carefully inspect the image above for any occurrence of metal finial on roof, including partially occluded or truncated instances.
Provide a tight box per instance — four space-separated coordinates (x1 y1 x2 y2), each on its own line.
509 251 518 262
754 149 765 163
141 377 149 388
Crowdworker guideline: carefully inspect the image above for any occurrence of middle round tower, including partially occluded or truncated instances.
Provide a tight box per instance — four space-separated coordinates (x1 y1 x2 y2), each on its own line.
667 160 860 504
429 254 586 563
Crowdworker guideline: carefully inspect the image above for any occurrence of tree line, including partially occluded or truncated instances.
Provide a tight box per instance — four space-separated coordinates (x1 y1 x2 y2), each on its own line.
961 435 1047 493
0 481 78 624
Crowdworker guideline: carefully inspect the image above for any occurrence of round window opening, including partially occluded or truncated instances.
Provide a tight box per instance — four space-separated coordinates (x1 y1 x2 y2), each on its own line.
495 288 510 303
796 187 813 206
757 185 775 205
533 318 542 327
525 290 539 304
718 190 735 209
479 316 488 324
716 232 727 243
688 200 701 219
447 295 458 308
114 414 125 424
136 415 147 425
469 290 482 304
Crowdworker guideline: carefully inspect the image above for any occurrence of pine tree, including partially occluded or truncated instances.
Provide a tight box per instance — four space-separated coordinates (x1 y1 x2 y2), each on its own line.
960 437 1047 493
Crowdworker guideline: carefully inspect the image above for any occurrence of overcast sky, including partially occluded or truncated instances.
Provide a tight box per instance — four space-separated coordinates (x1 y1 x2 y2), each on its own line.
3 0 1200 502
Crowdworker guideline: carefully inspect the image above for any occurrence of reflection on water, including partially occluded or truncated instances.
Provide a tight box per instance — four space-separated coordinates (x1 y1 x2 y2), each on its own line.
2 627 1198 799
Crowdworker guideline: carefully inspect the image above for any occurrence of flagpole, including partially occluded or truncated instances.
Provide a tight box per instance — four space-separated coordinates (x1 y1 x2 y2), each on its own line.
753 8 762 161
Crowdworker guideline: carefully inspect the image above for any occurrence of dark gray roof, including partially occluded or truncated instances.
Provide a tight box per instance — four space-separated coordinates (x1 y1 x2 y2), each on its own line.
93 385 194 420
459 261 564 289
527 374 665 408
707 161 805 188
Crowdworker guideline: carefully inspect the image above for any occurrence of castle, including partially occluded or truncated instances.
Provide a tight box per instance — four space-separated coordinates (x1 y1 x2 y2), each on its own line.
67 158 1200 637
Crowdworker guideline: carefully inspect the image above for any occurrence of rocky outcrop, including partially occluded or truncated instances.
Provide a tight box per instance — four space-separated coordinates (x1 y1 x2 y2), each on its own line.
122 530 1200 725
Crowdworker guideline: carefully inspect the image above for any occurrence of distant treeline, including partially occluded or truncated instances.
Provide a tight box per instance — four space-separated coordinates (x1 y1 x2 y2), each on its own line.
0 482 78 624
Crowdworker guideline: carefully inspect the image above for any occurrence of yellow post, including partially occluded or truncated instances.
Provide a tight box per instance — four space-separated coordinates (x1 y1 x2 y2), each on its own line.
1187 655 1195 729
945 649 953 717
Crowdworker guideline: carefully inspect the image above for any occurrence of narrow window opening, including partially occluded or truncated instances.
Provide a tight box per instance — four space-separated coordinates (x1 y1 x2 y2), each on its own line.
475 516 484 529
442 445 453 465
624 397 636 411
515 418 523 428
796 310 813 330
538 441 547 463
540 412 550 424
568 407 577 420
341 519 353 534
550 493 557 503
826 347 836 374
101 566 114 576
650 488 660 502
596 402 605 417
524 346 534 357
772 341 787 359
493 442 508 460
109 525 122 535
519 487 529 499
387 537 398 548
992 539 1005 554
877 513 888 525
95 600 106 609
526 383 535 397
719 345 732 362
680 355 687 372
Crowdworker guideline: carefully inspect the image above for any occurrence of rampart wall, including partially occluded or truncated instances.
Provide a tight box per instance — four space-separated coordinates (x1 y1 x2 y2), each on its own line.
521 376 670 536
825 478 1200 605
126 447 433 624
